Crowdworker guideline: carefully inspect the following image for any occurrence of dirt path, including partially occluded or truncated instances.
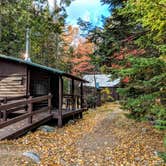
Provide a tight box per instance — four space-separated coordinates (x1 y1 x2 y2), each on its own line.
0 103 165 166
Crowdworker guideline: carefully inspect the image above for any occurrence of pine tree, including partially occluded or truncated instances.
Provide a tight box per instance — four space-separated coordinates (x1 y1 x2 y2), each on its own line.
117 0 166 129
0 0 71 68
88 0 166 129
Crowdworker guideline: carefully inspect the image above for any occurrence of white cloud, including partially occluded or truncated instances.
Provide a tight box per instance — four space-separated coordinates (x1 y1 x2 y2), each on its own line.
82 11 91 22
47 0 55 13
73 0 100 6
65 0 110 27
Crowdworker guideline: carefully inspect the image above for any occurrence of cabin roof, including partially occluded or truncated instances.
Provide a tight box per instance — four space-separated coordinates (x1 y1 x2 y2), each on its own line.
0 54 87 82
83 74 120 88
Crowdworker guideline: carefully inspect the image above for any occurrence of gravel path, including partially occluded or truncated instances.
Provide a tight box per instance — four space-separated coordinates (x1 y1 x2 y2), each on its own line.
0 102 165 166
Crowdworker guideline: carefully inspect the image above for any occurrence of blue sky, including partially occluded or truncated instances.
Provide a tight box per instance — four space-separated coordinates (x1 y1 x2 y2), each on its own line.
65 0 110 27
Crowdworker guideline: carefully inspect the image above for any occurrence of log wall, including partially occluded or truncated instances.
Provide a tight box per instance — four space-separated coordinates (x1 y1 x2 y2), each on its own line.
0 60 27 97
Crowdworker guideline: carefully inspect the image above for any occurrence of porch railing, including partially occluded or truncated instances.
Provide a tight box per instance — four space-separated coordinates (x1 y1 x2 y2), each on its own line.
0 95 27 104
0 93 52 129
63 94 82 111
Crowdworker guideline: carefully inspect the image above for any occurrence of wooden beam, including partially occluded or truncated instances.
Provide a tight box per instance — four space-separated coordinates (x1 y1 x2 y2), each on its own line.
0 106 49 129
71 79 75 110
3 97 7 121
0 100 27 110
80 82 83 108
58 76 63 127
48 93 52 114
28 96 33 124
52 108 87 119
0 115 53 140
80 82 83 118
27 68 31 96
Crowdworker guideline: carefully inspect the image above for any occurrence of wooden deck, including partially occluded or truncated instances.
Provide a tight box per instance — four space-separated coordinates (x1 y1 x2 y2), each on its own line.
0 94 87 140
0 109 86 140
53 108 87 118
0 112 52 140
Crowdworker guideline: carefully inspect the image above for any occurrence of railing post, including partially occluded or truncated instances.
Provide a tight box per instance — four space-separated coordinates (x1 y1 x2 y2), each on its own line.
0 103 1 122
3 97 7 121
77 96 80 109
80 82 83 118
48 93 52 114
71 79 75 110
25 93 30 112
58 76 63 127
28 96 33 124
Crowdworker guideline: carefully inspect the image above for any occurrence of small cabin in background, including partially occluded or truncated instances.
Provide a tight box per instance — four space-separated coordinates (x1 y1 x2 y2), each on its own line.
0 54 87 140
83 74 120 107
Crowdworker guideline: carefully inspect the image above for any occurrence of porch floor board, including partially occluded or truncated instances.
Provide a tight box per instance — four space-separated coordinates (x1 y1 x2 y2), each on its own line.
0 108 87 140
0 112 52 140
52 108 87 118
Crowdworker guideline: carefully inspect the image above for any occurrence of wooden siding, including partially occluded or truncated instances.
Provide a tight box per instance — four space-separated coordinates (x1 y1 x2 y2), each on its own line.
0 60 27 97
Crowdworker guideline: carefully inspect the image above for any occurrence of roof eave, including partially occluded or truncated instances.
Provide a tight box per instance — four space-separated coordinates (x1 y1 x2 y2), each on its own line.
0 54 87 82
63 73 89 83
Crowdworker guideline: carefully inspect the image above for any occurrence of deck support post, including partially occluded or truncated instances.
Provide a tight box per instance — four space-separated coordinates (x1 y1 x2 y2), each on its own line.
58 76 63 127
80 82 83 119
0 100 1 121
28 96 33 124
48 93 52 114
71 79 75 111
0 110 1 122
3 97 7 121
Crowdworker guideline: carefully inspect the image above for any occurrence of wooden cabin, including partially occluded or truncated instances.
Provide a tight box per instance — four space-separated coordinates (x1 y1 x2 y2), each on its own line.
83 74 120 107
0 54 87 140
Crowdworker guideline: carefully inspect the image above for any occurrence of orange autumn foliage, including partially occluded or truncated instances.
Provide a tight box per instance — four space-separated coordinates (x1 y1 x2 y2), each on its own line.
113 47 145 60
71 39 94 75
122 76 130 83
62 26 94 76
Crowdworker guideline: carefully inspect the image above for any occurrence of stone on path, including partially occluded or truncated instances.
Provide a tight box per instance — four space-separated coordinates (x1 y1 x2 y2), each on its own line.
23 152 40 164
38 125 55 132
68 120 75 125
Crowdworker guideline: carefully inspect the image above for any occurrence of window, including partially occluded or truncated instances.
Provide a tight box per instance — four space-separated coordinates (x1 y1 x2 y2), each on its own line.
31 79 49 96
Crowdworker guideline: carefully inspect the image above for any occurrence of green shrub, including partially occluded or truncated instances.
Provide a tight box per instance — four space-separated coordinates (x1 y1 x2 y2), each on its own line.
86 95 97 108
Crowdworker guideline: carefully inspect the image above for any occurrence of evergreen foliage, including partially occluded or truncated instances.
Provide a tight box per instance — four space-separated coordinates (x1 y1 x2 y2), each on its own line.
85 0 166 129
117 57 166 125
0 0 70 69
118 0 166 129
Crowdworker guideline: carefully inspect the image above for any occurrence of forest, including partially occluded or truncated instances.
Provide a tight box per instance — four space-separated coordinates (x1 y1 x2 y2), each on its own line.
0 0 165 164
1 0 165 129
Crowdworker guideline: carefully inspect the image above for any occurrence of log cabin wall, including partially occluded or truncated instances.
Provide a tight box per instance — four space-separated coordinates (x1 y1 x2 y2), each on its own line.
0 60 27 97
